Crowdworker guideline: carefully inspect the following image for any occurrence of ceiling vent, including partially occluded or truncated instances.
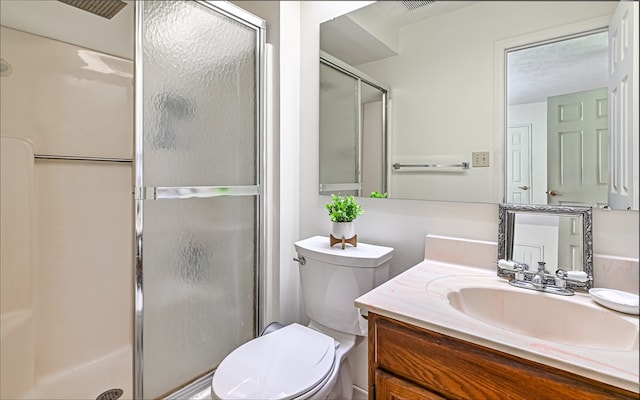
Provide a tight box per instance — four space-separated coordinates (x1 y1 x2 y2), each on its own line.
401 0 436 11
57 0 127 20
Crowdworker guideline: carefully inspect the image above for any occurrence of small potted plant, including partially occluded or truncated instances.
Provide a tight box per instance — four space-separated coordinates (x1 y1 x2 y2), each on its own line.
325 194 364 239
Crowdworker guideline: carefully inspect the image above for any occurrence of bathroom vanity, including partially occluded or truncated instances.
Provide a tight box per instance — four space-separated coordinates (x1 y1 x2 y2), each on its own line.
368 313 636 399
355 241 639 400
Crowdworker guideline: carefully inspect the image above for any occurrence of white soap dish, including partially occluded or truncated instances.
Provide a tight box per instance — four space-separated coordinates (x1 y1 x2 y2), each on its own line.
589 288 639 315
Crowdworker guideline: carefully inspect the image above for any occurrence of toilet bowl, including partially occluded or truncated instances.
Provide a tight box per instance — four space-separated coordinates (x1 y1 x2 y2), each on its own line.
211 236 393 400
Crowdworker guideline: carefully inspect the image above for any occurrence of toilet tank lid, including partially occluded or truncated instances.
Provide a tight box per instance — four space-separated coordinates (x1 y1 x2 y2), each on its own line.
294 236 393 268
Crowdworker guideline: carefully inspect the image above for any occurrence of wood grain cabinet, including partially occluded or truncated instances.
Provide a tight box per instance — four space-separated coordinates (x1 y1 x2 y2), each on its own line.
368 313 639 400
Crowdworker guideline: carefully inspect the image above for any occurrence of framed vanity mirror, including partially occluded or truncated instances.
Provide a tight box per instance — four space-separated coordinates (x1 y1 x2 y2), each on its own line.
498 203 593 277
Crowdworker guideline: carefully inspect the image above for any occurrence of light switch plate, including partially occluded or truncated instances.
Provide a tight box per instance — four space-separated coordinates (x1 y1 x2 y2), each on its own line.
472 152 490 167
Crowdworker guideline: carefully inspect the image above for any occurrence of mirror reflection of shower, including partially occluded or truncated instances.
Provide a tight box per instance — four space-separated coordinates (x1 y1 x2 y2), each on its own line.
319 54 389 198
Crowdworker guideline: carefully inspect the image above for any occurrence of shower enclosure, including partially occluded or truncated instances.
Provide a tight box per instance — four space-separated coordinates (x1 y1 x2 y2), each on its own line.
0 18 134 400
1 1 266 398
134 1 266 398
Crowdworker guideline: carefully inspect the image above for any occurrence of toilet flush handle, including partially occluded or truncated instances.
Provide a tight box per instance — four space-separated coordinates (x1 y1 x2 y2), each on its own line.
293 256 306 265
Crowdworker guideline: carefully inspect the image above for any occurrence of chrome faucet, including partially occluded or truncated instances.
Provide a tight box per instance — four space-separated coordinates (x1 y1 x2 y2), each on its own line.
497 259 576 296
531 261 548 290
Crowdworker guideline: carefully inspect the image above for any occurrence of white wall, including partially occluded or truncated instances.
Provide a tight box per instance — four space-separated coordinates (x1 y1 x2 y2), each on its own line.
279 1 303 325
285 0 639 396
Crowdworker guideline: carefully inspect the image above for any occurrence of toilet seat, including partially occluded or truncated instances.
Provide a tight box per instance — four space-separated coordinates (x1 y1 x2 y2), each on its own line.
212 323 337 400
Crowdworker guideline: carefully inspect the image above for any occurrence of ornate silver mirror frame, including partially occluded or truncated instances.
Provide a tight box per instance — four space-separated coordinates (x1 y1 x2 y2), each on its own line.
498 203 593 282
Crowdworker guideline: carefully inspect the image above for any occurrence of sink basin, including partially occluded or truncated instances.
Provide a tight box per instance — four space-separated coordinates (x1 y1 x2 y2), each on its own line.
447 286 639 351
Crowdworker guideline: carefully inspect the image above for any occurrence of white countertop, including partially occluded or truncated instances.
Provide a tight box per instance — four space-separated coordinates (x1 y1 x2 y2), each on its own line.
355 260 640 393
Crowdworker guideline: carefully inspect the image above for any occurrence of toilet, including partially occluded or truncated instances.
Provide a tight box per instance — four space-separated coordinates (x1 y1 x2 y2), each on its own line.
211 236 393 400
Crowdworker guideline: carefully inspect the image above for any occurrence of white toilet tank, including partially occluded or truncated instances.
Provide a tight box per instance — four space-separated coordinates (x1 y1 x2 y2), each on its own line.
294 236 393 336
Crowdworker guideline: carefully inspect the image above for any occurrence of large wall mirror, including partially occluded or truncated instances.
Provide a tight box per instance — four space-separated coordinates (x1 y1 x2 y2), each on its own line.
319 1 638 210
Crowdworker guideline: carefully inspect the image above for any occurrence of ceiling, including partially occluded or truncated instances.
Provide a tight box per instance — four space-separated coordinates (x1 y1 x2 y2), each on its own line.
320 1 609 105
0 0 133 60
507 32 608 105
2 0 610 105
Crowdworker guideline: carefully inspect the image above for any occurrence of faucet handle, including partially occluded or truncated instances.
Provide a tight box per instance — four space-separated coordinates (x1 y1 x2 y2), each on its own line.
513 263 527 281
554 269 567 288
513 262 528 271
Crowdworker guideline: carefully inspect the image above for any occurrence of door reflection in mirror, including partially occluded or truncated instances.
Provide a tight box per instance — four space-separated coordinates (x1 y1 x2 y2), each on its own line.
512 213 583 271
506 30 610 208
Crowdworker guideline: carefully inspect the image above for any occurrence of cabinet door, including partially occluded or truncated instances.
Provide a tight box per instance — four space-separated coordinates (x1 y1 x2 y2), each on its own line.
375 370 446 400
370 313 638 400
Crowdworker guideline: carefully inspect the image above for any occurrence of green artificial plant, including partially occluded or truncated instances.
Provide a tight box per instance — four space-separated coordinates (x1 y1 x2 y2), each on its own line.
325 194 364 223
370 191 388 198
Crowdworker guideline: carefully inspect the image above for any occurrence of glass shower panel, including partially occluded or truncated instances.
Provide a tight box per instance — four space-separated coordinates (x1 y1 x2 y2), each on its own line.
137 1 263 398
360 82 386 196
142 196 255 398
319 62 359 196
142 0 257 187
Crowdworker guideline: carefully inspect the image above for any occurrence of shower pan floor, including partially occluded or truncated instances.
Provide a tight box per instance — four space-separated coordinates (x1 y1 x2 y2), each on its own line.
19 346 132 400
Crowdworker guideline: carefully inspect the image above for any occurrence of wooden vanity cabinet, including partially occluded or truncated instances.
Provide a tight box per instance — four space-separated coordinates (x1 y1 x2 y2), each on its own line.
368 313 638 400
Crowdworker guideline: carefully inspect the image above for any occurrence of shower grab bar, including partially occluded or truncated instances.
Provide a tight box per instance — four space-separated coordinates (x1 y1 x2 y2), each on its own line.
34 154 132 163
393 162 470 170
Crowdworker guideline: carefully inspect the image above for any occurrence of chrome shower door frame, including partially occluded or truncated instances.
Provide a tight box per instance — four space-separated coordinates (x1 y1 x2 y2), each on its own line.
133 1 266 398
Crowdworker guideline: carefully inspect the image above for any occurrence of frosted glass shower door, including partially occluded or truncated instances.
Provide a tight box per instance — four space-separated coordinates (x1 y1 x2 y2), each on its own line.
134 1 265 398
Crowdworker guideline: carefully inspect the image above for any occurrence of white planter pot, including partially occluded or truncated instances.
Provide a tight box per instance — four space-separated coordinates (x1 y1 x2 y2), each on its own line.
331 221 355 239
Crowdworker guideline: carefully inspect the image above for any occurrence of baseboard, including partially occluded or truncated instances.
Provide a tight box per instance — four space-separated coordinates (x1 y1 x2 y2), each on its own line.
352 385 367 400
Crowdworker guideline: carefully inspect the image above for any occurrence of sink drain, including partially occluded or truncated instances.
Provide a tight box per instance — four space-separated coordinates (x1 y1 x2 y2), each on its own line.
96 388 123 400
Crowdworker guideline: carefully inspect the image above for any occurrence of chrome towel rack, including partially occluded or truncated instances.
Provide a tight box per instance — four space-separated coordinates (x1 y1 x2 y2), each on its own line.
392 162 470 170
34 154 132 164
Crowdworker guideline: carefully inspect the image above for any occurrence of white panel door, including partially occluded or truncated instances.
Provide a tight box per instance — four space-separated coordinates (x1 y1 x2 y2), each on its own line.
507 124 532 203
608 1 639 210
558 216 582 271
547 87 609 207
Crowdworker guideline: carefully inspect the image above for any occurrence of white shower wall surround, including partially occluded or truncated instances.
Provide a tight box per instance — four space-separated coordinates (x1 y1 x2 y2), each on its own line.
0 26 133 399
